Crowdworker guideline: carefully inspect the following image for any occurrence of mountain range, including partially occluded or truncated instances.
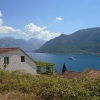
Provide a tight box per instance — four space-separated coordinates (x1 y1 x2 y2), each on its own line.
36 27 100 54
0 37 45 51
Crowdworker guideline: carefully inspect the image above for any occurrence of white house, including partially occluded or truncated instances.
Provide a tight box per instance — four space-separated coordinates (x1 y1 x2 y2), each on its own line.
0 48 37 75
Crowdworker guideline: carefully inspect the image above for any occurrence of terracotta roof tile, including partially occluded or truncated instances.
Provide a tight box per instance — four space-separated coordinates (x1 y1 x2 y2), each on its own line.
63 68 100 79
63 70 81 79
0 48 19 54
83 68 100 78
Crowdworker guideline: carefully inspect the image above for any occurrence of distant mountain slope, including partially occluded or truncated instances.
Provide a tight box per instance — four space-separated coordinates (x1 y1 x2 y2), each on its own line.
28 38 45 50
36 27 100 54
0 37 45 51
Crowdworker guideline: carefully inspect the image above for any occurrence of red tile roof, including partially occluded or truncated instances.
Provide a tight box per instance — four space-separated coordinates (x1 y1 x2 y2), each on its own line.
62 69 100 79
83 68 100 78
0 48 19 54
63 70 81 79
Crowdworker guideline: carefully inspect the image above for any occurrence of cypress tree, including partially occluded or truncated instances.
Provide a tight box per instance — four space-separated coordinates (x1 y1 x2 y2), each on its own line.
62 63 66 74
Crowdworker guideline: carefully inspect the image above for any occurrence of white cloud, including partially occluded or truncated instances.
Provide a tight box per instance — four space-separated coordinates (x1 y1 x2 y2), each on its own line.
25 23 46 33
0 11 61 41
0 20 21 33
56 17 63 21
0 26 21 33
24 23 61 41
0 19 3 26
0 12 21 34
0 11 2 17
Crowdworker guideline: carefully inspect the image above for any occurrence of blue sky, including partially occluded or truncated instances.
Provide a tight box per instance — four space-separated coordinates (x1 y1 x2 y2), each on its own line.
0 0 100 41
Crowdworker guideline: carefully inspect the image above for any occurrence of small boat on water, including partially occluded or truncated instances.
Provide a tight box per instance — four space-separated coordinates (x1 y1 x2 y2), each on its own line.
68 57 75 60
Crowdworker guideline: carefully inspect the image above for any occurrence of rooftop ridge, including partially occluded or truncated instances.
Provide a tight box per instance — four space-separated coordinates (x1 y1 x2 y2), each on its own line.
0 48 20 54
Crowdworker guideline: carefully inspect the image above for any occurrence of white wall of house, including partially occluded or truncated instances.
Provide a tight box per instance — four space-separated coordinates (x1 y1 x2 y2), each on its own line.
0 49 37 75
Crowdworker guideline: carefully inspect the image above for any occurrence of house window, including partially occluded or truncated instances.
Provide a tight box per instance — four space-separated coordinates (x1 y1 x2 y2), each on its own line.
21 56 25 62
4 57 9 64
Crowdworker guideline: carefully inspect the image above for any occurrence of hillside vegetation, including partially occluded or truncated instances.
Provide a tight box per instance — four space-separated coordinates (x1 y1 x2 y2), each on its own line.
36 27 100 54
0 70 100 100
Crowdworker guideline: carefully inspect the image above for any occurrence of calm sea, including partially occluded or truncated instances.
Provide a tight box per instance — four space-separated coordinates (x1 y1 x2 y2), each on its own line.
26 52 100 74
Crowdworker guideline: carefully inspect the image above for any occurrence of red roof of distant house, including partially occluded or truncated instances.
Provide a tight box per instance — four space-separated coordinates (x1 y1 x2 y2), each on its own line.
63 68 100 79
0 48 19 54
83 68 100 78
63 70 81 79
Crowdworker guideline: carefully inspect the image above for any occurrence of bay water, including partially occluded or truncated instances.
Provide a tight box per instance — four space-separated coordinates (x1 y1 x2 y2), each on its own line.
26 52 100 74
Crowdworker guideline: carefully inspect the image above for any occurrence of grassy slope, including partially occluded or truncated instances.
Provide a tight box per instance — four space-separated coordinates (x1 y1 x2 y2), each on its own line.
0 70 100 100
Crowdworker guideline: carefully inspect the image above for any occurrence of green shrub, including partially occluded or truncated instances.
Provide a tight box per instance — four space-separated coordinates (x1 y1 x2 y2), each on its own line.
0 69 100 100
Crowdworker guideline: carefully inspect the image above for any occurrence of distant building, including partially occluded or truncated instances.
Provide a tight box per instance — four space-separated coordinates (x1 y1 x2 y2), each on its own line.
0 48 37 75
82 68 100 78
62 68 100 79
63 70 81 79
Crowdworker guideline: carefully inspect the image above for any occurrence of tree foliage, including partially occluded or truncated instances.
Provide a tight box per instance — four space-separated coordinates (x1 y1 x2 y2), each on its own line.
62 63 66 74
35 61 55 74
